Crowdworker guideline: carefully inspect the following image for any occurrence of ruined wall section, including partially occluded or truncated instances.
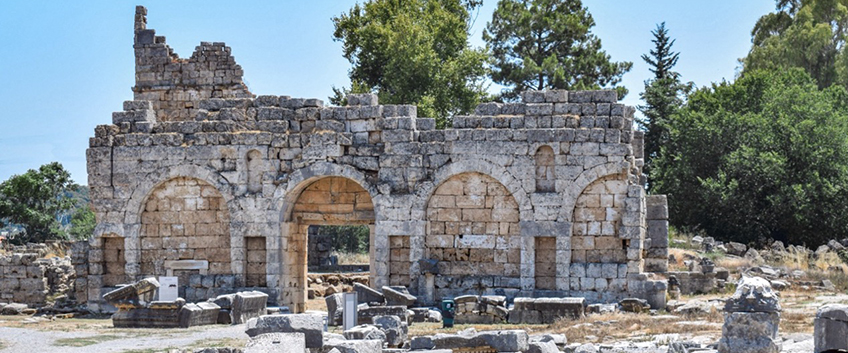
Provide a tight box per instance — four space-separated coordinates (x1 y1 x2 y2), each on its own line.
133 6 252 122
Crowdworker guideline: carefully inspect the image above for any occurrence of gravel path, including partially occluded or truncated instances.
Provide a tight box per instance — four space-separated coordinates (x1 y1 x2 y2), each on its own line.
0 323 247 353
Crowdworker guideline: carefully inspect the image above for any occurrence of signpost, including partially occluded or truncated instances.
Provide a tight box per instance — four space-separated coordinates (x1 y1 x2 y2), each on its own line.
158 276 179 302
343 292 358 330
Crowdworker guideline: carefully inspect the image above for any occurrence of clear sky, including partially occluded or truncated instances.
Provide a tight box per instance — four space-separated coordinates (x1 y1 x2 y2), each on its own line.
0 0 775 184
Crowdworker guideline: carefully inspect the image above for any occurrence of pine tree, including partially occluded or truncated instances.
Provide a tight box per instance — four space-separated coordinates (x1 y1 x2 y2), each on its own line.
638 23 692 187
483 0 632 100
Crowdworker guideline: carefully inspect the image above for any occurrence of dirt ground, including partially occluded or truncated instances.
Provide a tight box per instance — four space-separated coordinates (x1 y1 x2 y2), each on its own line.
0 288 842 353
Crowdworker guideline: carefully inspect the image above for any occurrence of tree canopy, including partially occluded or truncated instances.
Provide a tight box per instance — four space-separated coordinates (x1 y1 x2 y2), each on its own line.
332 0 489 127
0 162 94 244
652 69 848 246
483 0 632 100
743 0 848 89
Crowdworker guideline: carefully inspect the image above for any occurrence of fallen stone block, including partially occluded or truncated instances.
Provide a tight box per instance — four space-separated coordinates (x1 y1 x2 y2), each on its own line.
245 314 324 348
103 277 159 307
179 302 221 328
245 332 305 353
322 338 383 353
112 307 181 328
233 291 268 324
357 305 407 325
426 329 529 352
326 293 344 326
527 340 559 353
0 303 28 315
382 286 416 307
814 304 848 353
354 283 384 304
619 298 650 313
373 315 407 347
343 324 386 342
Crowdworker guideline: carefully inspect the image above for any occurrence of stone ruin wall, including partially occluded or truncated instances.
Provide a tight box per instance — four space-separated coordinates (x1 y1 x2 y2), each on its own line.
83 6 669 312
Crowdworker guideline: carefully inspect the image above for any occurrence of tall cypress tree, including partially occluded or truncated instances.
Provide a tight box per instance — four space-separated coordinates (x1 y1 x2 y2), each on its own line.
638 23 691 187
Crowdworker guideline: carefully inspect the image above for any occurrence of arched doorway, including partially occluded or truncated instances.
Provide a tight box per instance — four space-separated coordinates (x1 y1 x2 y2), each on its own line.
281 176 376 312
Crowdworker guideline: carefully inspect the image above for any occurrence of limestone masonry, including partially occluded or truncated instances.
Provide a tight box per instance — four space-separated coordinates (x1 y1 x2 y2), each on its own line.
85 6 668 312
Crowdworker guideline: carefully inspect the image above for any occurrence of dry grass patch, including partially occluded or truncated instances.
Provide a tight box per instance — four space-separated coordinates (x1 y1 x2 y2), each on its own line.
332 251 369 265
548 312 720 343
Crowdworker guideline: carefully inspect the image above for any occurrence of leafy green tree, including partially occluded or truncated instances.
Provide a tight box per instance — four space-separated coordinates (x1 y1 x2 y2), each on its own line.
638 23 692 184
0 162 81 244
332 0 489 128
653 69 848 246
483 0 632 100
743 0 848 89
68 204 96 241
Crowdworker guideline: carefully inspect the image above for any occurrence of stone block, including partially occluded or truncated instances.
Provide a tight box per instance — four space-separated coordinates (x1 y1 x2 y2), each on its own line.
326 293 344 326
814 304 848 353
357 305 407 325
382 286 416 307
245 332 306 353
245 314 324 348
354 283 385 304
322 338 383 353
344 324 386 342
233 291 268 324
373 315 408 347
178 302 221 328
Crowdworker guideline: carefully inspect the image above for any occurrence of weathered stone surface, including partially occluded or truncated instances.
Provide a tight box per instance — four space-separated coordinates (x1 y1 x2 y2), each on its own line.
426 330 529 352
103 277 159 307
814 304 848 353
322 339 383 353
326 293 344 326
509 297 584 324
245 314 324 348
382 286 416 307
232 291 268 324
354 283 385 305
724 276 780 313
373 315 407 347
343 324 386 342
245 332 305 353
717 312 780 353
179 302 221 328
527 340 559 353
357 305 407 325
619 298 650 313
112 306 182 328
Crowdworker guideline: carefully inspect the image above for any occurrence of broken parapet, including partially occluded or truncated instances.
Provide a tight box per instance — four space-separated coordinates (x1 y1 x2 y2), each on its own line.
454 295 508 324
717 276 781 353
507 297 585 324
814 304 848 353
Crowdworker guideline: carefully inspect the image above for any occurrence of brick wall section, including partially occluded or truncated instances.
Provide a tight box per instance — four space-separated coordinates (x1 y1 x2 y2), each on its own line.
570 175 629 293
102 237 127 286
426 173 521 298
140 177 231 276
246 237 267 287
389 236 410 286
292 177 374 224
534 237 556 290
645 195 669 273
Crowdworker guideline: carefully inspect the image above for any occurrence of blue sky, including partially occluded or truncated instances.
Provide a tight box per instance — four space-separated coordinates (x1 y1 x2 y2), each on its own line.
0 1 775 184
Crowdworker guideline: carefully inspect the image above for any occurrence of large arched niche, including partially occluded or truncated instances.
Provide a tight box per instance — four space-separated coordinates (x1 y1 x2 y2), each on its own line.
424 172 521 299
569 174 628 293
138 177 232 298
280 176 376 313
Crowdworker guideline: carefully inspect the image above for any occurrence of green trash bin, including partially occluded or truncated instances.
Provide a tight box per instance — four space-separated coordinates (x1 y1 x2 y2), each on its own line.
441 299 455 328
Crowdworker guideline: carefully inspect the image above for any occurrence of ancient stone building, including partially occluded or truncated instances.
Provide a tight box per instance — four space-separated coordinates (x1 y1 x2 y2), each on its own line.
85 6 668 312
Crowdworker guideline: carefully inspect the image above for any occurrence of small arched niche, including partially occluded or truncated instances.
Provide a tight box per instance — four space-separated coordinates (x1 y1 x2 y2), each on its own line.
535 145 556 193
246 149 263 194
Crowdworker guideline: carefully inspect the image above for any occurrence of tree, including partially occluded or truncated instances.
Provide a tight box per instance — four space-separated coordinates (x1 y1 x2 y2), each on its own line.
743 0 848 89
653 69 848 246
0 163 89 244
483 0 632 100
638 23 692 184
332 0 489 128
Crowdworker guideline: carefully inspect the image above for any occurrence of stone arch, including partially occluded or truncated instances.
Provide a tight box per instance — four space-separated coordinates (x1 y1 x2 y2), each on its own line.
246 149 263 194
534 145 556 193
276 162 380 313
557 161 630 222
423 172 521 300
138 176 232 300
